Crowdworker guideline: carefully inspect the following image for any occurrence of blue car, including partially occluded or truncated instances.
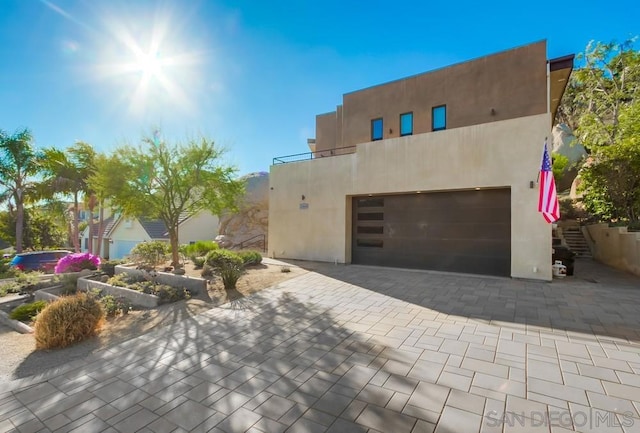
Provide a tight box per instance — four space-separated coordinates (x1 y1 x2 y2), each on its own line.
10 250 71 273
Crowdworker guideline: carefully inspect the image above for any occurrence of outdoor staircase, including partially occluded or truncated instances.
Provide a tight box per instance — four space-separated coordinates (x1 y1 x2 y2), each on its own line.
562 226 592 258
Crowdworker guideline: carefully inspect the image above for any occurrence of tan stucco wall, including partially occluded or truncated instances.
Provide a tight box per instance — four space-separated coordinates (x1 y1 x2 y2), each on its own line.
316 41 547 151
109 218 152 242
270 113 553 280
178 211 219 244
586 224 640 276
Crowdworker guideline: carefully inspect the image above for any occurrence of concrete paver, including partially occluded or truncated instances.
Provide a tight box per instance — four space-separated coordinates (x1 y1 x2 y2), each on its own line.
0 258 639 432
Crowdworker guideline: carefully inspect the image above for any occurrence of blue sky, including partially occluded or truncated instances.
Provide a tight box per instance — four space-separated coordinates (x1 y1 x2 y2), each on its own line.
1 0 638 175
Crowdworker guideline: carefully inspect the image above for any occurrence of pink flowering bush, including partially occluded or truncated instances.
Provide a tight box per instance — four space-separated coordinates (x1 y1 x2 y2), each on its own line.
55 253 101 274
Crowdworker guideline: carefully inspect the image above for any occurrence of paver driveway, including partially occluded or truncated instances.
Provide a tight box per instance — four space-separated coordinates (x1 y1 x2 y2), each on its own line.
1 259 639 433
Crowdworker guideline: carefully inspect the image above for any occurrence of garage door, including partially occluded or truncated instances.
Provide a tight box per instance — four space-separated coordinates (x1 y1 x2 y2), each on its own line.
352 189 511 276
111 240 141 260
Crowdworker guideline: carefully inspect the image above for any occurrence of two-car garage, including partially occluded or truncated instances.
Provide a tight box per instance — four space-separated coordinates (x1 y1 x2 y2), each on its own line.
351 188 511 277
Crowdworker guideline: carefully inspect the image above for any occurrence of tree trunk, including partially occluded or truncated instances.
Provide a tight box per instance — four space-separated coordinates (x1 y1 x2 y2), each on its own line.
73 192 80 252
169 226 180 267
87 194 96 254
15 196 24 253
96 200 104 258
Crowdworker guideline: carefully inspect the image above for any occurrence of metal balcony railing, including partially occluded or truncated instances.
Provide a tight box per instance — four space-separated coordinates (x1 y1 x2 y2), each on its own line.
272 145 357 165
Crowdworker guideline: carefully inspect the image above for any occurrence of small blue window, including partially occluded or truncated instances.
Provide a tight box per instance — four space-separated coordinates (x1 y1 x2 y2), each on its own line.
432 105 446 131
371 118 383 141
400 112 413 136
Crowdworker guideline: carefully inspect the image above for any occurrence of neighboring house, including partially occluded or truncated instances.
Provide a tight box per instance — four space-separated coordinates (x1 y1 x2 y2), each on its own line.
81 211 219 259
269 41 573 281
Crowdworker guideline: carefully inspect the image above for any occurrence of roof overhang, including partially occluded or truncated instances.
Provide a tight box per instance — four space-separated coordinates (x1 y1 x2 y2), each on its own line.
548 54 575 123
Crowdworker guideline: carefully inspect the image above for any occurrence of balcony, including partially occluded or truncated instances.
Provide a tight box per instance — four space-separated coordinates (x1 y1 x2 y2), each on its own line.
272 145 357 165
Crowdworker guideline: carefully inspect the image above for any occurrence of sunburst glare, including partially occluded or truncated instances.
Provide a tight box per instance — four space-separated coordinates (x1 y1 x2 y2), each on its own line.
89 3 207 117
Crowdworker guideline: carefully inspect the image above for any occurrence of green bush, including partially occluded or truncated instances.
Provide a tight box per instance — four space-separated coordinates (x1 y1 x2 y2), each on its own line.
9 300 48 322
205 249 244 290
183 240 219 262
100 260 124 277
0 258 19 280
107 273 143 287
52 273 79 295
0 272 45 297
238 250 263 266
192 257 206 269
153 285 190 303
34 293 104 349
130 241 169 268
100 295 131 317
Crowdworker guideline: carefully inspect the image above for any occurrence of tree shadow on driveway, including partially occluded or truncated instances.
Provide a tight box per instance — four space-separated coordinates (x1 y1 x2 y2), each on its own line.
285 258 640 344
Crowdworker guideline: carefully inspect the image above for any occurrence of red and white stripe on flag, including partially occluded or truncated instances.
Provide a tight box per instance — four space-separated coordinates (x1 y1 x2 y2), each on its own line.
538 141 560 223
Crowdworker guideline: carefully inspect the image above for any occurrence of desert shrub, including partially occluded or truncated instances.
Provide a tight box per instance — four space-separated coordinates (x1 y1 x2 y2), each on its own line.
100 260 124 277
55 252 100 274
201 264 214 278
100 295 131 317
130 241 169 267
183 241 219 262
0 258 19 279
238 250 263 266
34 293 104 349
9 300 48 322
153 285 190 303
51 273 80 295
107 273 144 287
205 249 244 290
0 272 44 297
281 266 291 273
192 257 206 269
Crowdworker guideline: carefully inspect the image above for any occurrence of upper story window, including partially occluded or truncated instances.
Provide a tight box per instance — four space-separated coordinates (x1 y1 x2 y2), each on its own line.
371 118 383 141
432 105 446 131
400 112 413 136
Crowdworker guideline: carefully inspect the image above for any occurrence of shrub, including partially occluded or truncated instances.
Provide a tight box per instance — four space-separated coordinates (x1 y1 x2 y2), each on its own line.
100 295 131 317
55 273 79 295
201 264 214 278
100 259 124 277
0 258 19 280
55 252 100 274
0 272 44 297
130 241 169 268
192 257 206 269
281 266 291 273
238 250 263 266
205 249 244 290
107 273 143 287
154 285 190 303
183 241 219 262
34 293 104 349
9 300 48 322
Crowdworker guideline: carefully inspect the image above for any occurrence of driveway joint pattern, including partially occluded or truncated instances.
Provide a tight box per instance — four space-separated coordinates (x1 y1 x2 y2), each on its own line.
1 259 639 432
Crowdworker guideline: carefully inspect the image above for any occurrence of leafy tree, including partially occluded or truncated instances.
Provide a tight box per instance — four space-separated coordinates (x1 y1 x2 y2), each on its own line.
86 153 129 257
0 128 42 253
0 205 67 250
111 132 244 266
559 38 640 222
41 142 96 252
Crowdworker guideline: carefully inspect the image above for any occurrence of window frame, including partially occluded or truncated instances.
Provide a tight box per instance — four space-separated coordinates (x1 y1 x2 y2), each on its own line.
371 118 383 141
399 112 413 136
432 105 447 131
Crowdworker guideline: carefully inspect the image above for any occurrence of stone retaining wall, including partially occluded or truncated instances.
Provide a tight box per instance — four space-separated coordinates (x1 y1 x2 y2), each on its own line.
77 278 160 308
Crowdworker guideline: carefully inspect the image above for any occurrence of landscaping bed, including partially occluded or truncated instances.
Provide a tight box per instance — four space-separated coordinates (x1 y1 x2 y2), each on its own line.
0 258 306 381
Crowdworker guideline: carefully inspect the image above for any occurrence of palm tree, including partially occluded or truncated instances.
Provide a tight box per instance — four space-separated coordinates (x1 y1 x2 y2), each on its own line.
0 128 42 253
41 142 96 252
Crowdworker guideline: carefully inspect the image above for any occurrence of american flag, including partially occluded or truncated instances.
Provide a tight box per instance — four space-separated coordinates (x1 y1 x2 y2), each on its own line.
538 140 559 223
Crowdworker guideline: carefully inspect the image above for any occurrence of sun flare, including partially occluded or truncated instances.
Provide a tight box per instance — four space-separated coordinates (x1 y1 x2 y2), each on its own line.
91 5 206 116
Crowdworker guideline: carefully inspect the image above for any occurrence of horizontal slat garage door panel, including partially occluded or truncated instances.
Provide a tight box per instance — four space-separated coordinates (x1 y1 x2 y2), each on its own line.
352 189 511 276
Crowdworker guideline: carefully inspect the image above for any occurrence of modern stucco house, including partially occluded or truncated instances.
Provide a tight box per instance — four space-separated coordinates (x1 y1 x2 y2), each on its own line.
268 41 573 281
